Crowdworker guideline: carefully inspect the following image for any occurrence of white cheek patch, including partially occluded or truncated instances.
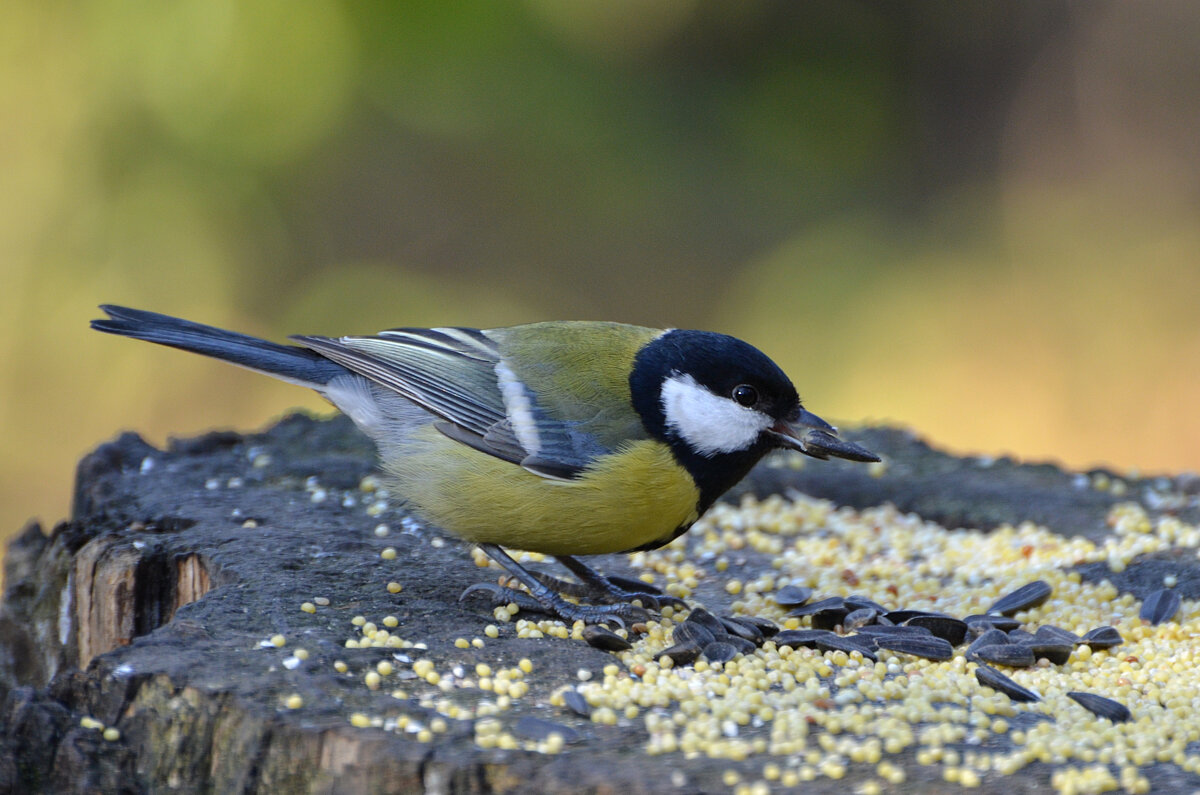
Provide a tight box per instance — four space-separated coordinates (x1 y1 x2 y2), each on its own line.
660 373 771 457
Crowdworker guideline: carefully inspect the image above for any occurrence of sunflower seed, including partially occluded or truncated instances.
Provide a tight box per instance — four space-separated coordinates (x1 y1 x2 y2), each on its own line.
875 635 954 661
883 609 932 625
1007 629 1036 644
1067 691 1132 723
834 633 881 653
1033 625 1080 645
720 616 765 645
844 595 888 613
773 585 814 607
672 621 717 649
1080 626 1123 650
562 689 591 718
892 609 955 620
970 627 1011 647
1140 588 1181 625
967 629 1011 661
701 641 739 664
582 624 632 651
816 634 878 662
1024 642 1072 665
973 643 1036 668
904 615 968 645
975 664 1040 702
658 642 701 666
726 634 759 655
843 607 879 631
811 611 848 631
965 614 1020 634
736 615 780 638
685 607 730 638
772 629 839 649
856 624 933 638
810 605 854 631
788 596 846 617
987 581 1052 616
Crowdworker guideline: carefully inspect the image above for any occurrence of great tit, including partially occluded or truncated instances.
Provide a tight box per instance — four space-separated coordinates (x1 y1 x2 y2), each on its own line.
92 305 878 624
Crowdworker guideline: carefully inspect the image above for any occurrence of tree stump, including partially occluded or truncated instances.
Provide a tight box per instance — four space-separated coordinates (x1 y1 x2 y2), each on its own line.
2 414 1198 793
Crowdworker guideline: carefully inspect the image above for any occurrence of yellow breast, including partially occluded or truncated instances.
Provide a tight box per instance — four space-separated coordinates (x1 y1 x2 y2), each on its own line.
384 426 700 556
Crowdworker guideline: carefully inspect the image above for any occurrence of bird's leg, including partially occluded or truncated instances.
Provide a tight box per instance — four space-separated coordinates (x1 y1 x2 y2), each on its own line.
460 544 648 626
553 555 689 611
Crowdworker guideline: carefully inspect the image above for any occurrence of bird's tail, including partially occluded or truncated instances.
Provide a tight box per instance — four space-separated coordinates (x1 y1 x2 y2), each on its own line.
91 305 349 389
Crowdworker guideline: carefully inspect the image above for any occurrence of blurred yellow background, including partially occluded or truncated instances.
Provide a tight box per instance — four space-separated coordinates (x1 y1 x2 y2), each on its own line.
4 2 1200 547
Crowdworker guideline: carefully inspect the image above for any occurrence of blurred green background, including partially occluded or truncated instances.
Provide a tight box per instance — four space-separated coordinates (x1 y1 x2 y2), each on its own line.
5 2 1200 548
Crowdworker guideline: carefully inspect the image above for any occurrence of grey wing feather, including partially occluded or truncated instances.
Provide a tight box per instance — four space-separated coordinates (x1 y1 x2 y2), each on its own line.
293 330 506 437
293 329 611 478
442 419 602 480
512 423 612 479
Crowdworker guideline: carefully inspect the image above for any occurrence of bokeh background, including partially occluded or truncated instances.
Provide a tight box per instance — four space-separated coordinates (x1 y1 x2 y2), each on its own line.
5 2 1200 549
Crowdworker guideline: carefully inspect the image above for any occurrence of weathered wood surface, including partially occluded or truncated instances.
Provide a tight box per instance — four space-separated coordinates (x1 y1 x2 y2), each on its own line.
1 414 1197 793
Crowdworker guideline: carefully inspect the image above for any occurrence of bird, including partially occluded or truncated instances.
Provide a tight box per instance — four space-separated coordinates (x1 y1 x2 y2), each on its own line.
92 305 879 625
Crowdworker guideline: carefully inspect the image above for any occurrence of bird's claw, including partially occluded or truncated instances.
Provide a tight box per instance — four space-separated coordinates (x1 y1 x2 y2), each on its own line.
459 581 648 628
459 582 544 612
604 575 690 611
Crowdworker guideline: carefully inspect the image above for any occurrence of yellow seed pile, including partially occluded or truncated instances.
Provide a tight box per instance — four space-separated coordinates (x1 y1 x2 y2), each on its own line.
310 481 1198 793
595 494 1196 792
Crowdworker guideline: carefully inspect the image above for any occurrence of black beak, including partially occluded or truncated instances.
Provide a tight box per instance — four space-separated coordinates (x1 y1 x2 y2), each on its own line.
765 409 880 462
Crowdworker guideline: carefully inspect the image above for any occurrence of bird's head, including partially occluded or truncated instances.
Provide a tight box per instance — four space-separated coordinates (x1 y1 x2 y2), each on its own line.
630 330 878 507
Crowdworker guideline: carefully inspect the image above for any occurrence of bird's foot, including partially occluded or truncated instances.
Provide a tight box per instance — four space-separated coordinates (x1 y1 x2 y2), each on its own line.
459 582 648 628
603 574 691 612
554 554 690 612
525 569 688 612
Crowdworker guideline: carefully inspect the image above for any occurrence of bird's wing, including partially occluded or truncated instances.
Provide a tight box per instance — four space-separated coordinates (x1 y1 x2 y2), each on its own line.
292 328 610 479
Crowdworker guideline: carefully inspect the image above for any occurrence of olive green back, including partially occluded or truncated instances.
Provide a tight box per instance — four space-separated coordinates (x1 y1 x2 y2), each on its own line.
491 322 664 446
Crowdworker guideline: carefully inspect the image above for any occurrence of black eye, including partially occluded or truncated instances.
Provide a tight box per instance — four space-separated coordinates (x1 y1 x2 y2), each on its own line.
732 384 758 407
